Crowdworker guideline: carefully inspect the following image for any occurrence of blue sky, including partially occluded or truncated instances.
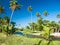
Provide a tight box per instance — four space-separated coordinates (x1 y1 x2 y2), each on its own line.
1 0 60 28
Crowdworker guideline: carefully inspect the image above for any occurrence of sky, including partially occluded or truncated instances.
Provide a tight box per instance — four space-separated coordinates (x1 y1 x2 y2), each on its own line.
1 0 60 28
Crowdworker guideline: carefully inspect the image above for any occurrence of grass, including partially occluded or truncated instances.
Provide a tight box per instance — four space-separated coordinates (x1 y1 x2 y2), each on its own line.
0 33 60 45
0 33 40 45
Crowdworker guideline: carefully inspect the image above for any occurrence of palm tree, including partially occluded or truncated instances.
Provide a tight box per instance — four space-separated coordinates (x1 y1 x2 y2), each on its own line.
1 16 10 33
43 10 48 16
0 5 5 33
0 6 4 14
58 21 60 32
29 22 37 31
57 14 60 18
3 16 10 25
0 3 5 17
0 17 2 23
36 12 42 20
3 16 15 35
9 22 16 34
37 17 43 31
49 21 57 32
9 0 21 25
43 20 49 26
28 6 33 23
36 12 41 17
0 17 2 32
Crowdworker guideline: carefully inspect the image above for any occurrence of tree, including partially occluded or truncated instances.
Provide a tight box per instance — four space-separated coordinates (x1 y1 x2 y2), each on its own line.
43 10 48 16
57 14 60 18
28 6 33 23
43 20 49 26
0 6 4 14
26 26 30 29
48 21 58 32
9 0 21 25
29 22 38 31
0 17 2 23
49 21 56 27
58 21 60 32
0 18 2 32
36 12 41 18
37 17 43 31
0 3 5 33
3 15 10 24
1 16 9 34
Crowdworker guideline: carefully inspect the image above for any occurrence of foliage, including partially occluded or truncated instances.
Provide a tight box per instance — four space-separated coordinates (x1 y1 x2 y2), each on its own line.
0 16 16 35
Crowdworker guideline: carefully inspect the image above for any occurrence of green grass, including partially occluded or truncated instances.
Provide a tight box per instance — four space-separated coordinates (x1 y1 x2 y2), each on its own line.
0 33 60 45
0 33 40 45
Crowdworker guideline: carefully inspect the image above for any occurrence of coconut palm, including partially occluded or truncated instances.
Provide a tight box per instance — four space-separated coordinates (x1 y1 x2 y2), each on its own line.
58 21 60 32
0 8 3 32
0 3 5 32
0 17 2 32
0 17 2 23
28 6 33 23
9 0 21 25
0 6 4 14
57 14 60 18
43 10 48 16
36 12 41 19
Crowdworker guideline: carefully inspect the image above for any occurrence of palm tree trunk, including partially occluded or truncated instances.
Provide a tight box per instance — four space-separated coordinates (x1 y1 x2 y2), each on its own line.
9 10 14 25
30 12 33 31
30 12 32 23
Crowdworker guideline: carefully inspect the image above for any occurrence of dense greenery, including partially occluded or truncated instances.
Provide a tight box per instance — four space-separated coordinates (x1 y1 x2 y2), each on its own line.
0 16 16 35
0 0 60 45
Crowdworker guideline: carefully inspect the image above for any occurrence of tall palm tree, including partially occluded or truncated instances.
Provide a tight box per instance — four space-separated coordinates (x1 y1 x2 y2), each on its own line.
0 1 4 14
58 21 60 32
28 6 32 23
9 0 21 25
57 14 60 18
0 4 5 32
0 6 4 14
0 17 2 23
43 10 48 16
36 12 41 19
0 17 2 32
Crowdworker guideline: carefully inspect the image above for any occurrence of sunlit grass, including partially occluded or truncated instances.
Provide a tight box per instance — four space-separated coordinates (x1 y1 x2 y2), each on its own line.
0 33 60 45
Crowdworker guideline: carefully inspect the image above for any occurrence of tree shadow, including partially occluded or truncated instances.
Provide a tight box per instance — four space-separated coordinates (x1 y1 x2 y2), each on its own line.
34 40 42 45
38 40 42 45
47 40 52 45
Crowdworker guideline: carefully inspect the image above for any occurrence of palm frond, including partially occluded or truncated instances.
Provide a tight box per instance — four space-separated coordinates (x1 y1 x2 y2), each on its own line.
28 6 32 11
44 10 48 16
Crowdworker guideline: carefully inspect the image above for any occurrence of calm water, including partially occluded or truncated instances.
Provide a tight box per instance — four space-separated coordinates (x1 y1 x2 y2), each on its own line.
14 32 25 36
14 32 39 38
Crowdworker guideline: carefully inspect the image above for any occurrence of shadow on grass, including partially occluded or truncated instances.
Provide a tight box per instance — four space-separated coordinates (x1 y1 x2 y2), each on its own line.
34 40 42 45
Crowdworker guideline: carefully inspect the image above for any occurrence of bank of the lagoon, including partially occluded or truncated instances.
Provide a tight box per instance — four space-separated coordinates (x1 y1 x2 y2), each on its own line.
14 31 60 39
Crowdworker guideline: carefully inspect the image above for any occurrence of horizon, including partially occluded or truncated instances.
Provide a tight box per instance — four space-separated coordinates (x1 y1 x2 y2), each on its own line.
1 0 60 28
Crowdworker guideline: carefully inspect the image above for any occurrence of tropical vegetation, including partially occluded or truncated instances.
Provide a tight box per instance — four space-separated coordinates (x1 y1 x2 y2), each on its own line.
0 0 60 45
